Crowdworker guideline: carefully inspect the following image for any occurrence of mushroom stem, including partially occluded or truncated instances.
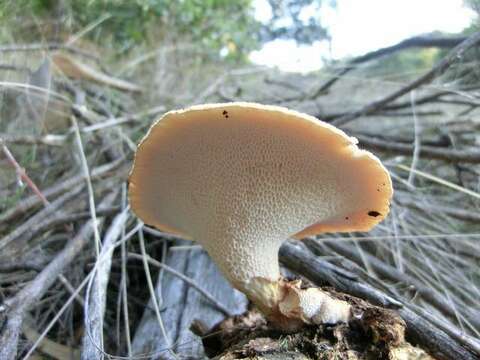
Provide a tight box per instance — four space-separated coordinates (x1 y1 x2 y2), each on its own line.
198 234 283 290
246 277 352 331
201 236 351 331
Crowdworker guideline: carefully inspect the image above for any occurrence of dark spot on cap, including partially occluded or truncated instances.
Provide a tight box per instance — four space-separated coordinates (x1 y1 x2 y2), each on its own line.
345 216 349 220
222 110 228 115
368 211 381 217
377 188 380 192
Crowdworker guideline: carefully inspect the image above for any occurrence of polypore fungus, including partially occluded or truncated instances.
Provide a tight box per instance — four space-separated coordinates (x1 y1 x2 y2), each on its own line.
129 102 393 329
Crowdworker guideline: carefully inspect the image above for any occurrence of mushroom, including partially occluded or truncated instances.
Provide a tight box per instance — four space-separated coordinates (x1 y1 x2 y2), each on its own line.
129 102 393 330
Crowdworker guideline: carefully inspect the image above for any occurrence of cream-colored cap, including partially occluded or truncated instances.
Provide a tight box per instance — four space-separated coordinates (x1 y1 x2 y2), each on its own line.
129 102 392 290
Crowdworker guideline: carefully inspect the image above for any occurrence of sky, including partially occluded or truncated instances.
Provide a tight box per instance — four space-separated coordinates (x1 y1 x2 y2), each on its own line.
250 0 476 72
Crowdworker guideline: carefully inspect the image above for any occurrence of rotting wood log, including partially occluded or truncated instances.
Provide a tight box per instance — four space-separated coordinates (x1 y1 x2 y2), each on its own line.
279 240 480 360
131 240 248 359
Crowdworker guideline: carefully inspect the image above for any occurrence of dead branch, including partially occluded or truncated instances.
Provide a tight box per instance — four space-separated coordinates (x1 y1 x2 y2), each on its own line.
0 191 118 360
82 209 130 360
314 35 468 96
322 89 478 122
0 185 85 253
1 205 121 256
355 134 480 164
53 53 143 93
127 252 233 316
331 31 480 127
304 238 480 330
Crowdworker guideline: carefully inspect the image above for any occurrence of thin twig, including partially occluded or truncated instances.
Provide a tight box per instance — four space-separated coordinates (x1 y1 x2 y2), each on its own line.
0 185 84 252
396 164 480 200
356 135 480 164
0 133 67 146
1 138 49 206
119 185 132 357
0 192 118 360
128 252 233 316
306 239 480 330
407 90 421 186
0 157 125 224
137 225 178 359
71 116 102 256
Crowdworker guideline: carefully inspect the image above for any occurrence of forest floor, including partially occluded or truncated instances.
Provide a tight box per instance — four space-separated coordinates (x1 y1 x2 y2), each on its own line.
0 29 480 359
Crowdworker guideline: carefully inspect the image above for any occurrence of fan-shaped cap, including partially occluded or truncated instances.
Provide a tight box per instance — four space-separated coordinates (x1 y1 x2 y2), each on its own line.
129 103 392 288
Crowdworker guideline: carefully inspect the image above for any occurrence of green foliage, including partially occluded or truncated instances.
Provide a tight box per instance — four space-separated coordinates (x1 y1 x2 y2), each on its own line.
0 0 335 61
71 0 261 56
0 0 262 59
0 0 53 16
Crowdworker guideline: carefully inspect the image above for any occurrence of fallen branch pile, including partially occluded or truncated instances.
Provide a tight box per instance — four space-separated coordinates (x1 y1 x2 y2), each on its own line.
0 31 479 359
